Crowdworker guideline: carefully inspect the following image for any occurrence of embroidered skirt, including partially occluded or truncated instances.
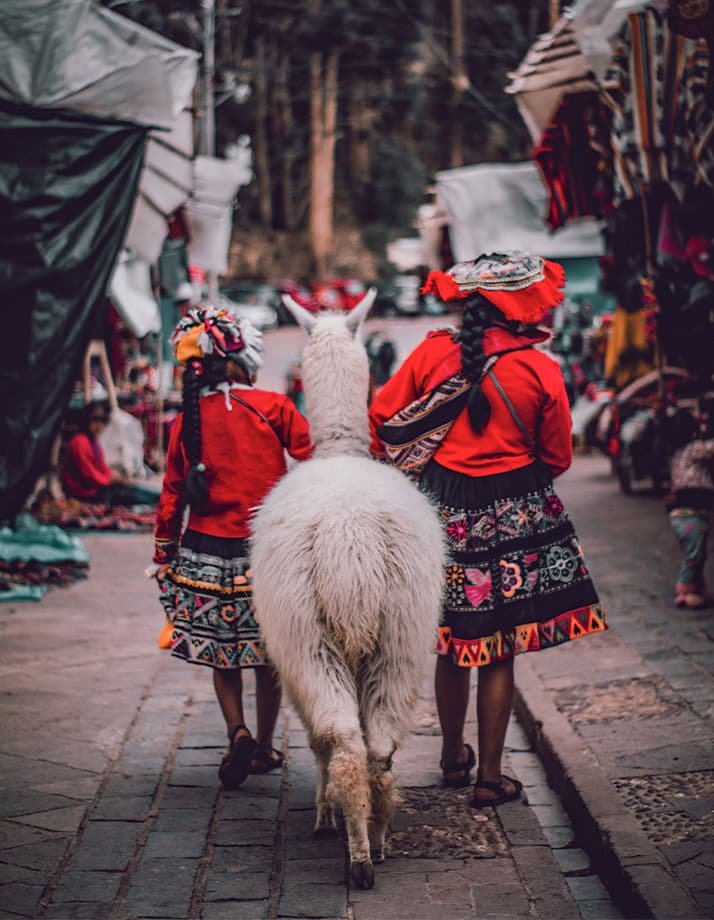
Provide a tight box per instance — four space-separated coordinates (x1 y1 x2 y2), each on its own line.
159 530 268 669
420 460 606 668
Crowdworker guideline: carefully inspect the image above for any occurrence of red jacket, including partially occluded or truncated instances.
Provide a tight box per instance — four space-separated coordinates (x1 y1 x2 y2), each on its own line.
62 432 113 499
155 386 312 551
368 327 572 478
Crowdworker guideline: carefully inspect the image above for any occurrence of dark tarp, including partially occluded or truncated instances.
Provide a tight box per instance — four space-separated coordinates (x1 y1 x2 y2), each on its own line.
0 99 147 521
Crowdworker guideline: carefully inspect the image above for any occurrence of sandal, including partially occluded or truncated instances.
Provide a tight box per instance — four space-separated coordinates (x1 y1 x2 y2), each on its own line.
218 725 257 789
471 773 523 808
440 742 476 788
250 748 285 774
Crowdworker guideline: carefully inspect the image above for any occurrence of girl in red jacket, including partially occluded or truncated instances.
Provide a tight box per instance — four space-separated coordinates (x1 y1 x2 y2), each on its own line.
369 252 606 807
153 307 312 789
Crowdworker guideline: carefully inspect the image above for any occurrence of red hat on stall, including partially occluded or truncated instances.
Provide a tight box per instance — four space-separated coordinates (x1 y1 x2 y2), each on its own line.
421 251 566 324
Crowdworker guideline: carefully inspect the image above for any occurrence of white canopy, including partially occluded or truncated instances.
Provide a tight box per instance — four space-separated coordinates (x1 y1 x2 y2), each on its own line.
124 111 195 264
570 0 661 81
186 150 254 274
108 250 161 339
435 162 604 262
0 0 198 130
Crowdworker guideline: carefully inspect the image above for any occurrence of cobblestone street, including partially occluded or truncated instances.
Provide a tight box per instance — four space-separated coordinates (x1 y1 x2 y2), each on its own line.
0 452 710 919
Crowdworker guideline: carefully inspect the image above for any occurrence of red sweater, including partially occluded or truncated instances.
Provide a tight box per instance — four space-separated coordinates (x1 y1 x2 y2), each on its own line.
155 386 312 551
62 432 113 499
369 327 572 478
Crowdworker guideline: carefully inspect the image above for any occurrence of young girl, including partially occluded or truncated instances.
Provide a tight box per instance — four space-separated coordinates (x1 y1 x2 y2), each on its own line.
370 252 606 807
666 406 714 609
153 307 312 788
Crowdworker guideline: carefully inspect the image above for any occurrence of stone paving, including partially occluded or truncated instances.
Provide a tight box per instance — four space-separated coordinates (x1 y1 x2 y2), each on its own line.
0 520 621 919
518 453 714 918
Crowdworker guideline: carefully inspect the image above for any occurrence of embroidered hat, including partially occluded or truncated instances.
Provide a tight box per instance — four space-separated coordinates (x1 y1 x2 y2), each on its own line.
172 307 264 375
421 251 566 324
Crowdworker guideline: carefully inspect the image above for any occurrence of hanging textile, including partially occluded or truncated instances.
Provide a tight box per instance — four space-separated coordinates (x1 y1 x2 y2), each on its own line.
534 91 614 229
603 7 703 201
604 305 654 390
0 100 147 521
672 42 714 190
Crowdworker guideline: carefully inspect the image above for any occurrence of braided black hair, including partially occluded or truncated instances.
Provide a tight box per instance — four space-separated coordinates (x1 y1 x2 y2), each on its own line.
181 357 230 513
460 293 496 433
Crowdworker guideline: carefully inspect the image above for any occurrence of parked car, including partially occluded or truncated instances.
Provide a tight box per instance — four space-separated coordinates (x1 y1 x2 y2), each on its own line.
218 282 279 331
271 280 317 323
312 278 367 312
371 275 431 317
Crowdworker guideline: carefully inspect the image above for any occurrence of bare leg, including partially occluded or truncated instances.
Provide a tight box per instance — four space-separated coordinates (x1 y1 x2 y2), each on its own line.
213 668 247 740
254 664 282 757
474 656 517 801
435 655 472 778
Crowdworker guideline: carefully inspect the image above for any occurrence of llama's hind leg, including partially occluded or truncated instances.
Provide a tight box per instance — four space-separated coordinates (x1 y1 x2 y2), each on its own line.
328 739 374 890
367 757 396 864
286 657 374 887
310 737 336 837
360 649 423 863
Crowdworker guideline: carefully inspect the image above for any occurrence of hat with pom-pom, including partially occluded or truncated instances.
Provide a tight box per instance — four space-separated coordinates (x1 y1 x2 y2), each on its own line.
172 306 264 375
421 251 565 324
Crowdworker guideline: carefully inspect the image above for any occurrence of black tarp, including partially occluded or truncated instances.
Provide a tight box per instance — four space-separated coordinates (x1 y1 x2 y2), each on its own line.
0 99 147 521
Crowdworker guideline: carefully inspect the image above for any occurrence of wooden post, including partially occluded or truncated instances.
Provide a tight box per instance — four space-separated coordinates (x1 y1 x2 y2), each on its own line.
550 0 560 29
450 0 465 168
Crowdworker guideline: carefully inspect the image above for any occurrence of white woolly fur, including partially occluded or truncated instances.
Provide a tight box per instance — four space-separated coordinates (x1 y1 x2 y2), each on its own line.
250 300 445 886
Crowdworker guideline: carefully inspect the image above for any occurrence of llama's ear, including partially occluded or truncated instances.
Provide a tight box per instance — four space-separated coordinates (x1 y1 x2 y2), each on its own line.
282 295 317 333
345 287 376 335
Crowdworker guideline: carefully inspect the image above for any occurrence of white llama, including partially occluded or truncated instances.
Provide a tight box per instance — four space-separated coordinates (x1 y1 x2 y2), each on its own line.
250 291 445 890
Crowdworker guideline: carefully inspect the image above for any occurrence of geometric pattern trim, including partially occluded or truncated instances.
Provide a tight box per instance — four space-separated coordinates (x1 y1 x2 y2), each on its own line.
159 542 268 669
436 603 607 668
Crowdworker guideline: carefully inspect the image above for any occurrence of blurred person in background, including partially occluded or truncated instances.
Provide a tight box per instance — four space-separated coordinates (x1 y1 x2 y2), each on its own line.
62 403 159 506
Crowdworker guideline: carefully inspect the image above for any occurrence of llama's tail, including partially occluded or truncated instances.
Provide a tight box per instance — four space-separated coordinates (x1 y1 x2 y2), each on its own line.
310 523 387 661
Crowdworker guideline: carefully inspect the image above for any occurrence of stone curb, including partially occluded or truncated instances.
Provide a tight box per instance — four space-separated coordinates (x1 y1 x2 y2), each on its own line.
513 656 703 920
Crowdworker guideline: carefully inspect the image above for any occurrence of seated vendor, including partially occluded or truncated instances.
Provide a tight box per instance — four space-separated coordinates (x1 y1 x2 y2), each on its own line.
62 403 159 507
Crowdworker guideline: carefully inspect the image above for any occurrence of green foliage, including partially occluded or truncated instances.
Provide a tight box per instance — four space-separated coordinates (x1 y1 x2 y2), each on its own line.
100 0 538 263
353 138 427 255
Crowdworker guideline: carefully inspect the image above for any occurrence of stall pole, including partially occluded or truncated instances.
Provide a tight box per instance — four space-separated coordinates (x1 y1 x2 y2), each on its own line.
200 0 219 304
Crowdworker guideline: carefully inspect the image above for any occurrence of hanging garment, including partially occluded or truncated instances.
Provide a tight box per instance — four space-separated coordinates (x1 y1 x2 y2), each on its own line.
603 7 709 202
604 306 654 390
534 92 614 229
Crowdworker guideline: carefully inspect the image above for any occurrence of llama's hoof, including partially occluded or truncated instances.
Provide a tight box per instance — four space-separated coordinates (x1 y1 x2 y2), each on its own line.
313 825 338 839
370 847 385 864
350 859 375 890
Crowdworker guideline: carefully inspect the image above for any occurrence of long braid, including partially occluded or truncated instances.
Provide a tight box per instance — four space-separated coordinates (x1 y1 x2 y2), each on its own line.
182 357 234 512
460 293 494 434
182 361 210 512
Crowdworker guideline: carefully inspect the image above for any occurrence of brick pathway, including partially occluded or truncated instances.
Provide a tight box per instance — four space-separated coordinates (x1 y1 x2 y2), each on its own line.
0 520 621 919
516 453 714 918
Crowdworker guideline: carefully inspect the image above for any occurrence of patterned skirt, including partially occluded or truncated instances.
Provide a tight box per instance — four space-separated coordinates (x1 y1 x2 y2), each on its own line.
159 530 267 669
419 460 606 668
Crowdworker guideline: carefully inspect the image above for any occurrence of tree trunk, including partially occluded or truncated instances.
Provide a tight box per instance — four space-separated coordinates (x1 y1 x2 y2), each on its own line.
450 0 465 168
276 53 296 231
254 35 273 227
309 48 339 278
347 91 372 183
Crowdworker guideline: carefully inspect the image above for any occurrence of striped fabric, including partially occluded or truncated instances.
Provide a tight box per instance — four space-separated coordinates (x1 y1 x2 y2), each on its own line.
603 7 713 201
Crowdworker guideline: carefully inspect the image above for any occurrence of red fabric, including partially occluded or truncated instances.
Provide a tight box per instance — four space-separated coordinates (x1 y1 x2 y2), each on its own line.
368 328 572 478
62 433 114 500
420 262 566 324
420 272 465 302
155 387 312 546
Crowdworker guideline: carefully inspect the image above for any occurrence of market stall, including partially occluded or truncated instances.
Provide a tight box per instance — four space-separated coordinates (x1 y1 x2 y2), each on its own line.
0 0 199 524
506 0 714 492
